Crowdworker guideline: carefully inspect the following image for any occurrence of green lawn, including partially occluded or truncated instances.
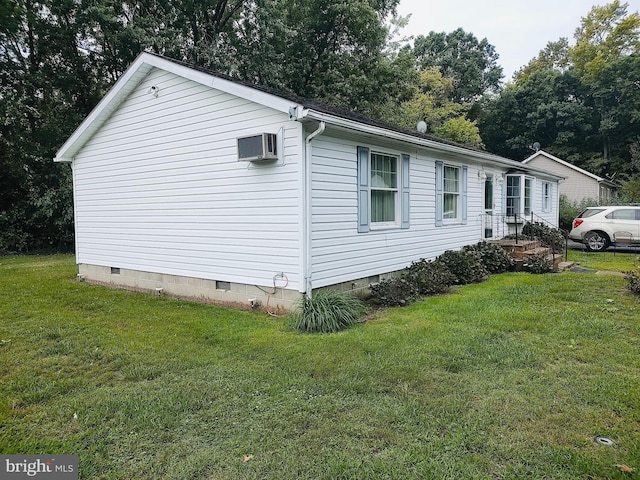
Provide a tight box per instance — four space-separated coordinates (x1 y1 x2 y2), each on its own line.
1 254 639 479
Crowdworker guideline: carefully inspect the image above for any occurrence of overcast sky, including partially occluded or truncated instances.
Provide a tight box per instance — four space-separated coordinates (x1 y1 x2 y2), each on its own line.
396 0 640 82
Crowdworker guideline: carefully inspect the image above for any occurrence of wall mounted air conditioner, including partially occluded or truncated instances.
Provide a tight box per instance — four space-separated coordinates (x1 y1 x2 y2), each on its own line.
237 133 278 162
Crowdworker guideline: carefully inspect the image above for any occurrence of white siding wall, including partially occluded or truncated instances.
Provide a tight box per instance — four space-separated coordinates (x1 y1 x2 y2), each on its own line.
309 132 509 289
532 178 559 227
73 68 304 290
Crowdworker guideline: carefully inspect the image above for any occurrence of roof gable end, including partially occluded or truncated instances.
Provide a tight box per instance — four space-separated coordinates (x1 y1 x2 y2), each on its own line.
54 52 301 162
523 150 604 182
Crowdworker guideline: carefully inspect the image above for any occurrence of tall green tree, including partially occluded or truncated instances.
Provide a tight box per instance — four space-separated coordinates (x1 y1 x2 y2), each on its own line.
386 69 482 148
478 68 596 162
413 28 503 102
514 38 571 81
0 0 101 251
571 0 640 78
1 0 411 252
479 1 640 177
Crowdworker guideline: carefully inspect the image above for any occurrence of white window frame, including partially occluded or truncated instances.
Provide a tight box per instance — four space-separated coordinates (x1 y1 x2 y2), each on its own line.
542 182 552 213
443 164 461 222
357 146 410 233
506 174 535 217
524 177 533 216
370 151 399 228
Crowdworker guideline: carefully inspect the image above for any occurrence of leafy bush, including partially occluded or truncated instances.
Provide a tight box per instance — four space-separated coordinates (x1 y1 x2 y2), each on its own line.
292 290 366 333
522 222 566 254
524 253 552 274
404 259 455 295
559 195 598 232
624 266 640 295
405 259 455 295
369 277 420 307
462 241 513 274
435 249 489 285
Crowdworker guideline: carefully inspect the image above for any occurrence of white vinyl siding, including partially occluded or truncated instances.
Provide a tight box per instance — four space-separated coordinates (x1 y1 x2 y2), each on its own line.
310 134 484 289
72 68 303 290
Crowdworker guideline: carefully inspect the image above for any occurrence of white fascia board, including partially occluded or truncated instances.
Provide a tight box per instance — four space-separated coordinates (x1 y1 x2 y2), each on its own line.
54 54 155 162
55 52 302 162
524 150 602 182
303 109 565 181
147 55 299 114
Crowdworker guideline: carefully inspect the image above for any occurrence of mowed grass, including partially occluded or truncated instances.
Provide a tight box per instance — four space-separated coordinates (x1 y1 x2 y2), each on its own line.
568 249 640 272
1 254 639 479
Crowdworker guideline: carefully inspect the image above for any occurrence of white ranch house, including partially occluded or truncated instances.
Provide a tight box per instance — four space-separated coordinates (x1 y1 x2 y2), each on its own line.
55 53 563 310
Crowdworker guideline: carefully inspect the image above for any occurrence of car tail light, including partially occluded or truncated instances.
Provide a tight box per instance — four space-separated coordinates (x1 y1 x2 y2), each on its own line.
572 218 584 229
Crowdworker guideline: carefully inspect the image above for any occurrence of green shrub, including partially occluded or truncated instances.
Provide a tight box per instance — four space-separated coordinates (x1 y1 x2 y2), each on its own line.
369 277 420 307
435 249 489 285
624 266 640 295
292 290 366 333
522 222 566 254
524 253 552 274
404 259 455 295
462 241 513 274
559 195 598 232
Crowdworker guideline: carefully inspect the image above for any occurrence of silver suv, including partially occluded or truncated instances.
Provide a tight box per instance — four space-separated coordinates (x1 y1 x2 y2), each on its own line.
569 206 640 251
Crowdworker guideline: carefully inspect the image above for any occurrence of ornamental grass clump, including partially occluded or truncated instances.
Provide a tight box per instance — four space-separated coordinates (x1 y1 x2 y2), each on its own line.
292 290 366 333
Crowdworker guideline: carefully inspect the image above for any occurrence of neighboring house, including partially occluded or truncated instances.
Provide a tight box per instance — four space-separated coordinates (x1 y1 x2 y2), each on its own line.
523 150 617 204
55 53 563 310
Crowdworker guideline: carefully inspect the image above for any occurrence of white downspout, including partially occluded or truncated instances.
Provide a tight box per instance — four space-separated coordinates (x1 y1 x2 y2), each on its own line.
303 121 325 298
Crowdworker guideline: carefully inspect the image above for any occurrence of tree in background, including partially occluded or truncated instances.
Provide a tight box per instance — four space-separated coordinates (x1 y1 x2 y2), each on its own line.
413 28 503 103
385 69 482 148
479 1 640 178
3 0 640 252
514 38 571 81
0 0 411 252
571 0 640 79
0 0 103 252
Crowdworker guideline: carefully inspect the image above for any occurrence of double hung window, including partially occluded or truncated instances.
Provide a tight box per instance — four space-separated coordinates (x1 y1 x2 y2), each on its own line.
435 161 467 226
357 147 410 233
443 166 460 219
370 153 398 224
542 182 551 212
506 174 533 216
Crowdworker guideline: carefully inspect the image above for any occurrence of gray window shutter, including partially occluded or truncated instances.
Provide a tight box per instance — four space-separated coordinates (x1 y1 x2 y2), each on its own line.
401 154 410 229
462 165 468 225
357 146 370 233
435 161 443 227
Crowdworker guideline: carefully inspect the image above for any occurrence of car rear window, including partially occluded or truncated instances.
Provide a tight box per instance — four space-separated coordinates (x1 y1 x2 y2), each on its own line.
578 208 606 218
